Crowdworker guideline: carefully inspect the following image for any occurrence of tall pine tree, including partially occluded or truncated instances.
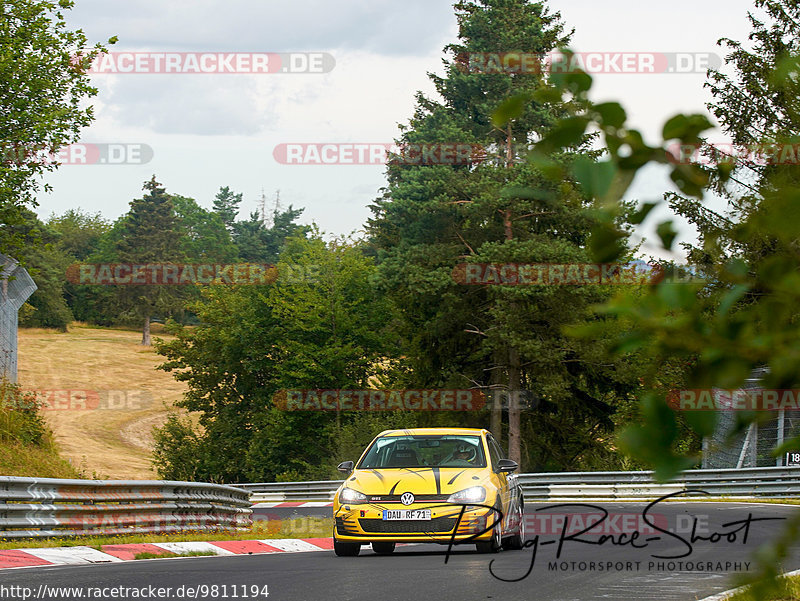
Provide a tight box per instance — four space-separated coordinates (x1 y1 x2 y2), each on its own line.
115 176 185 345
368 0 635 468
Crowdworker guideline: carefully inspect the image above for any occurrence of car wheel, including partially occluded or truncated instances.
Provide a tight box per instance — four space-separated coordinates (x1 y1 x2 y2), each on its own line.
371 541 396 555
333 528 361 557
503 501 525 550
475 507 503 553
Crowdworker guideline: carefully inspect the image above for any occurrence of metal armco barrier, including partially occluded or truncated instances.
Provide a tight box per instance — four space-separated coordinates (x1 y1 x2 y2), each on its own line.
238 466 800 503
0 476 252 538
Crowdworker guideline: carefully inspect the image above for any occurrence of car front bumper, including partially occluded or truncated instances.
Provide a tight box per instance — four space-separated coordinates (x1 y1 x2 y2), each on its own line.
334 503 499 543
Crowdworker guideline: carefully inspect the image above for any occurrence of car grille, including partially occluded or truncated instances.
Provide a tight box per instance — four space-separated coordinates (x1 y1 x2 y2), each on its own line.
358 517 458 534
366 494 449 503
336 517 358 535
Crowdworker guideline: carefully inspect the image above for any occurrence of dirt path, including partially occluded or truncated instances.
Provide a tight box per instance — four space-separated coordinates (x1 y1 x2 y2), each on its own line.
17 325 189 479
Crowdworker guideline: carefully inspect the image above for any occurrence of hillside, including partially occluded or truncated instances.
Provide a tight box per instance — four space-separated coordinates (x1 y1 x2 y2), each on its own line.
16 324 188 479
0 425 79 479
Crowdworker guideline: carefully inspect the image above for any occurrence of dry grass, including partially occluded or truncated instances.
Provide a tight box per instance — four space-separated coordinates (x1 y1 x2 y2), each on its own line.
17 323 189 479
0 517 334 550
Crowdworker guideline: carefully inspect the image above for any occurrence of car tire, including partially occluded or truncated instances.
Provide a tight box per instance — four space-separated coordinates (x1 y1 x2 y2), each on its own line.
503 500 525 550
371 541 396 555
475 505 503 553
333 529 361 557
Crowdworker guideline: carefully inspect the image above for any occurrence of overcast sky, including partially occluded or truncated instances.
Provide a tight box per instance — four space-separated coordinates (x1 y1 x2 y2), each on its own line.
37 0 762 260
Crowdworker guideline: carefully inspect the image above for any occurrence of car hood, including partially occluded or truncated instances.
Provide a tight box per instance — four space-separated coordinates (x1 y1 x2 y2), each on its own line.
344 467 490 498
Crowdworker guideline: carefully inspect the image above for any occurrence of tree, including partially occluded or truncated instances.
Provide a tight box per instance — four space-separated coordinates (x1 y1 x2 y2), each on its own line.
114 176 185 345
14 208 73 330
155 232 396 482
46 209 109 260
46 209 110 323
502 20 800 591
67 214 129 326
232 206 309 263
0 0 114 255
171 194 238 263
212 186 242 231
669 0 800 274
367 0 634 468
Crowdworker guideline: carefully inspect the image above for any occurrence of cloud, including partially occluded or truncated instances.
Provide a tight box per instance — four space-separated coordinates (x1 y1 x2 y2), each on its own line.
98 75 271 136
69 0 458 56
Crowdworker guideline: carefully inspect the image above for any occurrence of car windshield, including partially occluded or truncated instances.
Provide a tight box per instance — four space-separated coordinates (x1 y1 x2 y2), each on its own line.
357 435 487 469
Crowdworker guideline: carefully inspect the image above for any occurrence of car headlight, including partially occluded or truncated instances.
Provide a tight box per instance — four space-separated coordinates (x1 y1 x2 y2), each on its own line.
447 486 486 504
339 487 368 504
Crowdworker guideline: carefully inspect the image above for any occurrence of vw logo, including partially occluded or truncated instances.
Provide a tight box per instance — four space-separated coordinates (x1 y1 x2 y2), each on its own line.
400 492 415 505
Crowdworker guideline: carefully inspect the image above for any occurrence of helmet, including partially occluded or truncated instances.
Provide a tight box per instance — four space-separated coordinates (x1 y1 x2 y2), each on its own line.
454 442 477 462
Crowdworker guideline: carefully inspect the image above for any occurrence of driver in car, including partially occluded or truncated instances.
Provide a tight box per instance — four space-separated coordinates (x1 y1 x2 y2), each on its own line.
451 443 477 464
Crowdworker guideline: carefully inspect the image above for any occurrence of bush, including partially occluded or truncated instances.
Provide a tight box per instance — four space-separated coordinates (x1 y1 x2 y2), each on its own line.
151 413 205 481
0 381 48 446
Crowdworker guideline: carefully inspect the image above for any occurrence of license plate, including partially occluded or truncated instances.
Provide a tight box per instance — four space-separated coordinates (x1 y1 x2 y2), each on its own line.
382 509 431 520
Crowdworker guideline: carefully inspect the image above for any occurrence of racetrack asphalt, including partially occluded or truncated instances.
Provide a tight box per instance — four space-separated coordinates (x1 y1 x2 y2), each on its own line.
4 501 799 601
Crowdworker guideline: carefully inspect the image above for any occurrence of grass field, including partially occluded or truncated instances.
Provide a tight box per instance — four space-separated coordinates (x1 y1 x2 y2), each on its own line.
17 323 188 479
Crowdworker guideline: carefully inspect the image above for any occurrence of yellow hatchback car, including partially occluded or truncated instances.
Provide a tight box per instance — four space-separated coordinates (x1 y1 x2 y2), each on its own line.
332 427 525 556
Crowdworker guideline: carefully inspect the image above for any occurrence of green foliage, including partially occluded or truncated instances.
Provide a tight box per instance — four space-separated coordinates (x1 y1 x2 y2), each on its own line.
232 206 309 263
212 186 242 230
154 232 400 482
503 2 799 593
46 209 110 260
151 413 205 481
112 176 188 340
172 194 237 263
13 208 73 330
0 0 114 256
0 380 77 480
0 381 48 446
367 0 638 469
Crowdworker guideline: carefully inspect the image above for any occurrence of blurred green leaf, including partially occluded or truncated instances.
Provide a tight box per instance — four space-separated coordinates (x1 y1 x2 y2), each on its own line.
588 223 626 262
549 69 593 95
662 114 714 141
532 86 564 104
573 157 616 199
538 117 589 152
655 220 678 250
629 202 657 225
592 102 627 129
491 93 532 128
684 411 717 438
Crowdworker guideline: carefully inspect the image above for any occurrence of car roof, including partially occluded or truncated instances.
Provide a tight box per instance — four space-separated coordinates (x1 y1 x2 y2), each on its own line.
376 428 488 437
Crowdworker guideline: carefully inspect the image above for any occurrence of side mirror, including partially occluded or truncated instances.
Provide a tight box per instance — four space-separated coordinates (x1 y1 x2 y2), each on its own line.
497 459 518 473
337 461 354 473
